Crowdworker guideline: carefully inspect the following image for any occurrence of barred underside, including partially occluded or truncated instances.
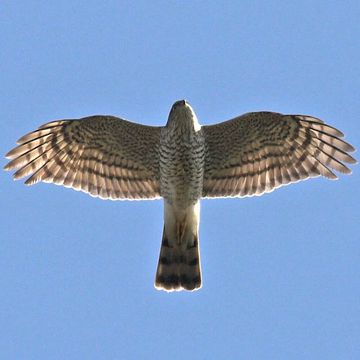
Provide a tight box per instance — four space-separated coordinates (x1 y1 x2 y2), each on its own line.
155 224 201 292
202 113 356 198
4 116 162 200
4 105 356 293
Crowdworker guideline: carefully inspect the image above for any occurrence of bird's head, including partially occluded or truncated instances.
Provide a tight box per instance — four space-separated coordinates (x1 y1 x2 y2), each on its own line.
166 100 201 132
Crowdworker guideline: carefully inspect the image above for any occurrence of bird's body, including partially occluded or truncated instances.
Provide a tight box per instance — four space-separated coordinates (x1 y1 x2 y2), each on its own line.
157 100 205 290
4 100 356 292
160 100 204 207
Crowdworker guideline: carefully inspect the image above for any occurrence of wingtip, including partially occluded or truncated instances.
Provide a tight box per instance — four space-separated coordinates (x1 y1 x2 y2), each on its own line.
13 171 25 181
16 134 29 145
4 148 16 159
346 154 357 164
347 144 356 153
3 163 11 171
24 176 39 186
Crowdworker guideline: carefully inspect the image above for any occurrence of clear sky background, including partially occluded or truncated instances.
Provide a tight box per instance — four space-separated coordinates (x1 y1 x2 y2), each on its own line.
1 1 359 359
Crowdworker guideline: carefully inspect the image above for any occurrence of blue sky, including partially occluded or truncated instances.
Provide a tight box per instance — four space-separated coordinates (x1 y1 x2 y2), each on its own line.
1 1 359 359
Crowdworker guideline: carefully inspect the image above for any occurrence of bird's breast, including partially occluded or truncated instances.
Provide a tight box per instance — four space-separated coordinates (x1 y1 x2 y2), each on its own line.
159 128 205 206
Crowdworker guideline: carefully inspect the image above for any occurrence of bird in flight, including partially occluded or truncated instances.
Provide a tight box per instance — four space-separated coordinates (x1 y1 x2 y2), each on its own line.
4 100 356 292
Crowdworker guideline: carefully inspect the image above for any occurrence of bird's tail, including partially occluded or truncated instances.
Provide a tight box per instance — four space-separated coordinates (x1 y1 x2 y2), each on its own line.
155 203 201 292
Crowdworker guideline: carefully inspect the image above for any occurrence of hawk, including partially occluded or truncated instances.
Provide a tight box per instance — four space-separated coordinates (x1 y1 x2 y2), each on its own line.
4 100 356 292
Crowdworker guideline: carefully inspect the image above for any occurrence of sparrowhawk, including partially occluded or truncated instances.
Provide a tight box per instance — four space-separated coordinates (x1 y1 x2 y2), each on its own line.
4 100 356 292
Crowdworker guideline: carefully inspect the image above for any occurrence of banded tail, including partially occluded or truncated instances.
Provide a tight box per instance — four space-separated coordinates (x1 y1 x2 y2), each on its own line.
155 203 201 292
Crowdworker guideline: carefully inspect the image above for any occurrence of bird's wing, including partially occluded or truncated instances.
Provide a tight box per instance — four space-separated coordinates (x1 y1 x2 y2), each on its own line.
202 112 356 198
5 115 162 200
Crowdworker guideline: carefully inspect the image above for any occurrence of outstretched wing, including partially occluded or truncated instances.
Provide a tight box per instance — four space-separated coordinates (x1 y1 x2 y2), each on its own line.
202 112 356 198
5 115 161 200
